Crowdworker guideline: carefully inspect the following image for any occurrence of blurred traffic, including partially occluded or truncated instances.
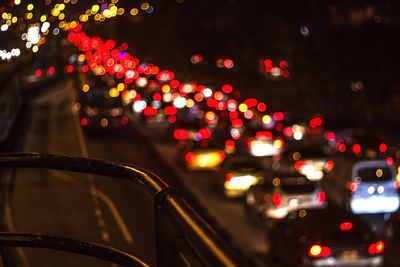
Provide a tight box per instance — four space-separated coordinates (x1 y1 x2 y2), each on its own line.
2 1 400 267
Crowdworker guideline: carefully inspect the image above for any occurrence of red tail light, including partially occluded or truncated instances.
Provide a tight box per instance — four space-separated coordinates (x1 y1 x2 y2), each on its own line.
198 128 212 140
368 241 384 255
256 131 273 140
217 151 226 161
272 193 282 207
225 173 233 182
294 160 307 171
394 180 400 189
185 152 196 163
340 222 353 231
317 191 326 206
80 117 88 126
225 140 235 150
143 106 158 117
324 160 334 171
352 144 361 154
173 129 189 140
379 143 387 153
348 182 357 192
309 245 331 258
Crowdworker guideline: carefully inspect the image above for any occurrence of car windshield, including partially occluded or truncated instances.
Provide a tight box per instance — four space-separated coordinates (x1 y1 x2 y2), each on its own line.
357 167 393 182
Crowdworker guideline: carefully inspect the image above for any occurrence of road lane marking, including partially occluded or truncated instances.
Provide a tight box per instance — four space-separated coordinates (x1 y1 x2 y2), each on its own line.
94 189 134 244
3 171 32 267
50 170 134 244
68 88 111 244
68 87 134 245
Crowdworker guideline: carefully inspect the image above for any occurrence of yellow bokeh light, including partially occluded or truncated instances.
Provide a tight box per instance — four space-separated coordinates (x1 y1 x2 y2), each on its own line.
238 103 248 113
117 83 125 91
40 15 47 22
11 17 17 23
141 3 150 10
262 115 272 124
82 84 90 92
91 5 100 14
109 88 119 98
77 54 85 62
162 85 170 93
272 178 280 186
80 15 88 22
59 21 66 28
26 13 33 20
27 4 34 11
186 99 195 108
299 209 307 218
58 13 65 20
117 8 124 15
14 0 21 5
69 21 77 28
130 8 138 16
52 9 60 17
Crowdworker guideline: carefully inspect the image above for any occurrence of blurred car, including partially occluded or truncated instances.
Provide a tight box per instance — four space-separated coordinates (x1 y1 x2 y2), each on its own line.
326 128 386 158
181 139 225 171
245 173 326 220
77 75 129 131
272 146 333 181
323 156 400 214
267 206 384 267
222 155 266 198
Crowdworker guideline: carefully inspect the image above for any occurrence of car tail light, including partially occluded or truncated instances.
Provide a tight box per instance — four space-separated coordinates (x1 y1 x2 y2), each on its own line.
272 192 282 207
324 160 334 171
348 182 357 192
294 160 307 171
185 152 196 163
225 173 233 182
368 241 384 255
247 138 255 149
309 245 331 258
317 191 326 206
394 180 400 189
217 151 226 161
340 222 352 231
173 129 189 140
198 128 212 140
144 107 158 117
352 144 362 154
379 143 387 153
80 117 88 126
256 131 273 140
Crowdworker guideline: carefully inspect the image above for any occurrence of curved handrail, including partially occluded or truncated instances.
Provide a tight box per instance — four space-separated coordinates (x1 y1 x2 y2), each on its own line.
0 153 242 267
0 232 150 267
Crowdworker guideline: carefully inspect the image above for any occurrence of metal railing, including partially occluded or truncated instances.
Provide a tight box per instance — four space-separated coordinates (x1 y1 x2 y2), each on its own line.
0 153 247 267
